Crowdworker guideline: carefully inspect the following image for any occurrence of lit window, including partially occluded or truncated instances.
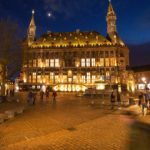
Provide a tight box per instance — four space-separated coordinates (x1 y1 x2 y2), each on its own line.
92 75 96 83
45 59 49 67
99 58 104 66
87 72 91 83
62 75 67 83
81 58 85 67
33 59 37 67
106 71 110 80
37 75 42 83
86 58 90 67
28 60 32 67
45 75 49 83
55 75 59 83
105 58 110 67
73 76 77 83
50 72 54 83
55 59 60 67
50 59 55 67
38 59 42 67
110 58 116 66
29 75 32 83
82 75 86 83
32 72 36 83
91 58 95 67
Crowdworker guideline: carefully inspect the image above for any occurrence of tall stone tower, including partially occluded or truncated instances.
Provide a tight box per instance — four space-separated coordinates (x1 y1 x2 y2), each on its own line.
106 0 121 44
27 10 36 46
106 0 117 35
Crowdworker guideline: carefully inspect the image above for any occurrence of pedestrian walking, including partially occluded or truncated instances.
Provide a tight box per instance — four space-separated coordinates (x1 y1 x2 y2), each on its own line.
110 91 115 110
27 91 33 105
45 89 50 101
52 91 57 102
40 90 44 102
117 91 121 108
145 92 150 108
139 93 148 116
33 92 37 105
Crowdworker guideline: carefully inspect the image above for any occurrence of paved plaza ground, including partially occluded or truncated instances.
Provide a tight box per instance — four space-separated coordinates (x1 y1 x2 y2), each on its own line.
0 93 150 150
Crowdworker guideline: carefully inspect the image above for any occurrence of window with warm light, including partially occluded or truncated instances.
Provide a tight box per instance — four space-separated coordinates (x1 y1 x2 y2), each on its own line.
110 58 116 66
50 59 55 67
99 58 104 66
87 72 91 83
105 58 110 67
29 75 32 83
55 59 60 67
55 75 59 83
32 72 36 83
106 71 110 80
82 75 86 83
38 59 42 67
50 72 54 83
73 76 77 83
86 58 90 67
29 60 32 67
91 58 96 67
45 75 49 83
33 59 37 67
45 59 49 67
37 75 42 83
92 75 96 83
81 58 85 67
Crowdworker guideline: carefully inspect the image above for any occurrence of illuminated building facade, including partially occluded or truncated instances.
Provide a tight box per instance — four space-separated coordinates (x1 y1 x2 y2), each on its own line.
21 1 129 92
132 65 150 91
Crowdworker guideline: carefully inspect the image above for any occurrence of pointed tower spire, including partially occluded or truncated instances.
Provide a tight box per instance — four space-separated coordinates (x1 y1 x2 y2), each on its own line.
106 1 125 45
106 0 117 35
107 0 116 16
27 9 36 46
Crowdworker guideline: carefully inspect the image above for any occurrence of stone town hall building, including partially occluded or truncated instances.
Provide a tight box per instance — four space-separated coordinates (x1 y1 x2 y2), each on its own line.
20 1 130 92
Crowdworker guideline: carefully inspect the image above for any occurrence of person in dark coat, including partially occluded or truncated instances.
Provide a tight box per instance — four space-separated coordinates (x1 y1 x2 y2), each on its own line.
27 91 33 105
110 91 115 110
32 92 37 105
45 88 50 101
40 90 44 102
117 91 121 108
52 91 57 102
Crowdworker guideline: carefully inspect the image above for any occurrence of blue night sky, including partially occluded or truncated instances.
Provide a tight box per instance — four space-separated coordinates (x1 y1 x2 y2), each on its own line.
0 0 150 45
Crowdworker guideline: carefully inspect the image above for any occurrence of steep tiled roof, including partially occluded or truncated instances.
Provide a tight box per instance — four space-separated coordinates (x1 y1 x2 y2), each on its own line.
31 31 112 48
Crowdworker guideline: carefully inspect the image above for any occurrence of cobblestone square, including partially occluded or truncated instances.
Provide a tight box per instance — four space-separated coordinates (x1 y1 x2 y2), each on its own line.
0 93 150 150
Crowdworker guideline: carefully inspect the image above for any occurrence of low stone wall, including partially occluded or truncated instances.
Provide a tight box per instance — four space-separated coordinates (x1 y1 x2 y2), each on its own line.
0 106 25 124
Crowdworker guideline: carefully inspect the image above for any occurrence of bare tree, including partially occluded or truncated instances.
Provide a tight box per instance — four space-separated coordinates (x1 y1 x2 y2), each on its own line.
0 19 22 95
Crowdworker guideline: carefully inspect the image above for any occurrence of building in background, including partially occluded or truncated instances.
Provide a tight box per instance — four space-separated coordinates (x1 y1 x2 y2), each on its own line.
20 1 130 92
0 63 5 95
132 65 150 91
